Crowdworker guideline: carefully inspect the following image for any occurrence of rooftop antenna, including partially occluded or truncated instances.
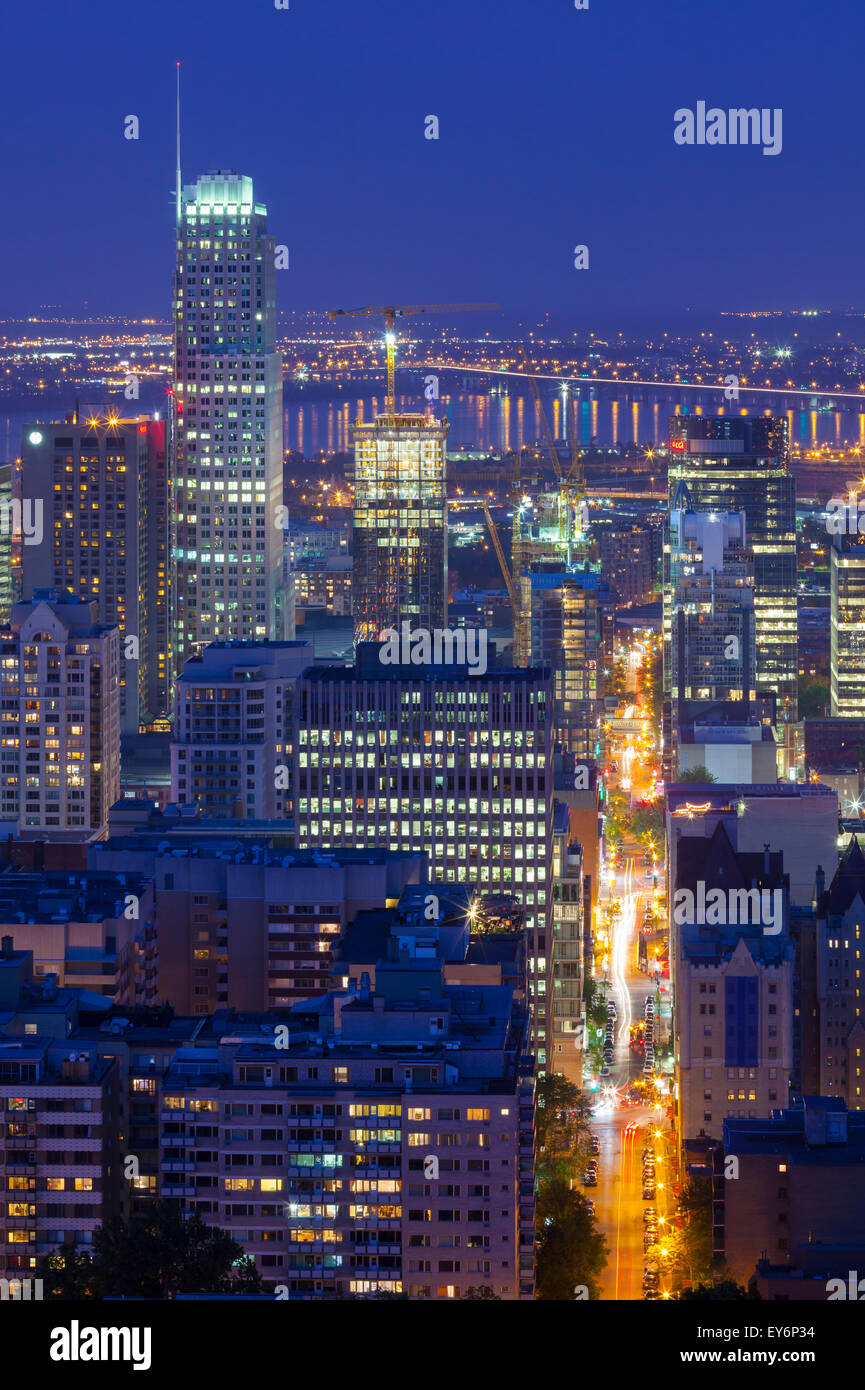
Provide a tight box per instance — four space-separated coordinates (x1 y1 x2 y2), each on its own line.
175 61 182 227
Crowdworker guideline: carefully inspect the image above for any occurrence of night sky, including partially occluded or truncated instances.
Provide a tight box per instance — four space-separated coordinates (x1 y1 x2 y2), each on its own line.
2 0 863 319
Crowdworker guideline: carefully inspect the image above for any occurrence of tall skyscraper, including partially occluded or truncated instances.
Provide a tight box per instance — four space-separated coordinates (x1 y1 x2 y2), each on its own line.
830 527 865 716
662 489 756 758
0 590 120 838
667 417 797 729
351 414 449 643
519 562 604 761
172 170 286 671
19 411 169 733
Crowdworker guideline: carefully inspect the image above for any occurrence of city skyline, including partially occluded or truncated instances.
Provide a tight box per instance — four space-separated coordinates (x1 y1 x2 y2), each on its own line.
4 0 865 1330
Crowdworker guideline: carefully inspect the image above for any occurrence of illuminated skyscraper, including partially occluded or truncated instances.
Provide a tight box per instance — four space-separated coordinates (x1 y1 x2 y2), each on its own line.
830 528 865 716
520 562 604 761
351 413 449 643
171 170 287 671
662 489 756 753
667 417 797 728
0 591 120 838
20 412 169 733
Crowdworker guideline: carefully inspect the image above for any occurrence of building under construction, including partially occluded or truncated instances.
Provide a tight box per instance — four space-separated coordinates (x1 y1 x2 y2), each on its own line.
333 303 496 645
351 411 449 643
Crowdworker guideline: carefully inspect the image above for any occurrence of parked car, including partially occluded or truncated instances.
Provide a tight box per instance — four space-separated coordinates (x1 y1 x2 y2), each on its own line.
583 1171 597 1187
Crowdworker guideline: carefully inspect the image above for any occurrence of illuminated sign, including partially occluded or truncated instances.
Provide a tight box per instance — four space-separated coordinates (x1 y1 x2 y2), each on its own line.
669 438 686 452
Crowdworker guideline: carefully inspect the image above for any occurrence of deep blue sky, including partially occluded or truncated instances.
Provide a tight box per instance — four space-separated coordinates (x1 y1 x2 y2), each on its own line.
2 0 862 320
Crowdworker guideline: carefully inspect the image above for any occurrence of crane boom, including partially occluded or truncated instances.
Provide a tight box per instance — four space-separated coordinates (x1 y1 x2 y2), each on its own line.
449 497 520 617
329 302 501 417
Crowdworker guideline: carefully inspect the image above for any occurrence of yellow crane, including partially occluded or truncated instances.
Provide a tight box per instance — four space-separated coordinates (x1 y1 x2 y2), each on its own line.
328 303 501 418
449 495 528 656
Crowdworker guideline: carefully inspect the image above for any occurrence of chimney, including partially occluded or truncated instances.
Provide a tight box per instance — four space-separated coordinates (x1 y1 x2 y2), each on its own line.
763 843 771 875
814 864 825 907
359 971 371 1003
1 936 12 956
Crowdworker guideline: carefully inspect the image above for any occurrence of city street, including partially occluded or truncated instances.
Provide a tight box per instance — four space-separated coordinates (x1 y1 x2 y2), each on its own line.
592 852 671 1299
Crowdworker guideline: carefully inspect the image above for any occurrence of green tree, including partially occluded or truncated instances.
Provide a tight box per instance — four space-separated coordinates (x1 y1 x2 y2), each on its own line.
38 1243 95 1299
798 680 829 719
43 1201 266 1300
535 1179 607 1300
626 802 664 849
667 1177 714 1289
535 1075 594 1178
464 1285 502 1300
583 977 609 1032
679 1280 760 1300
680 764 716 784
646 645 663 724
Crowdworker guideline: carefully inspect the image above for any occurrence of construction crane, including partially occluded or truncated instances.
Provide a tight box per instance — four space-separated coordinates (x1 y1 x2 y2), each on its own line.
328 303 501 418
449 496 527 654
519 346 587 560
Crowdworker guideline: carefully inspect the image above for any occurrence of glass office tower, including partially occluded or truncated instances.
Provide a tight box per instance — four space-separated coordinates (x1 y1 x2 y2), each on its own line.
830 528 865 716
667 416 797 724
171 170 286 672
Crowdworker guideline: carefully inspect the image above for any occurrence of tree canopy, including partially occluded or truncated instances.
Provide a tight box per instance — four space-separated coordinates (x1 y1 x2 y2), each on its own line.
39 1202 263 1300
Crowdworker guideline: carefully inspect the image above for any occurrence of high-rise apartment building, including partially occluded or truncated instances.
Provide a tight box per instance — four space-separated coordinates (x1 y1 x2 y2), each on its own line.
172 170 286 668
0 1020 122 1283
667 417 797 726
830 527 865 716
159 954 535 1299
519 563 604 760
294 644 555 1064
19 412 169 733
351 414 448 643
170 639 311 819
596 520 661 607
0 591 120 839
91 829 423 1014
0 931 535 1298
